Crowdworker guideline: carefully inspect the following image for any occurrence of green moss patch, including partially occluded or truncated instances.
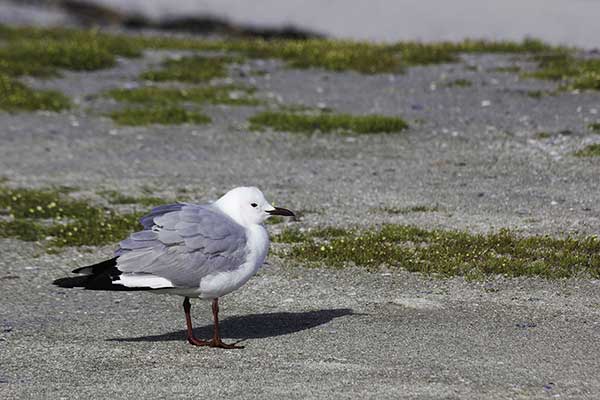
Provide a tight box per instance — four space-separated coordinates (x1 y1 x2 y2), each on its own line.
197 37 555 73
527 53 600 90
527 90 545 99
535 132 552 139
0 74 70 112
273 227 348 244
0 39 114 77
389 38 552 67
0 26 141 77
140 55 242 83
107 85 259 106
106 85 259 125
0 25 592 88
249 111 409 134
588 123 600 133
0 25 140 52
275 225 600 279
2 24 599 116
265 216 285 225
206 37 586 87
235 39 401 73
574 144 600 157
46 212 143 248
108 105 211 126
0 25 148 111
442 79 472 88
3 26 560 77
0 26 142 111
275 103 334 113
0 185 144 250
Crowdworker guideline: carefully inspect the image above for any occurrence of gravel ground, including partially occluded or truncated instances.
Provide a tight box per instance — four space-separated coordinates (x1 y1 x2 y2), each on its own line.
1 47 600 399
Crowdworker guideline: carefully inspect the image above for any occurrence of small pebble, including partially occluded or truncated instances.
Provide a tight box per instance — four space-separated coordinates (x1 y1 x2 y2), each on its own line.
516 322 537 329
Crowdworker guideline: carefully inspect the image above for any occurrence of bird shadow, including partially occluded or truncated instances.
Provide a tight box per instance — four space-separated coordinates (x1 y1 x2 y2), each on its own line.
108 308 355 343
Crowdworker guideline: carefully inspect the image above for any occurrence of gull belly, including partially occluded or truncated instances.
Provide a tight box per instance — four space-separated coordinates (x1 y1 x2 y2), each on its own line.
198 224 269 299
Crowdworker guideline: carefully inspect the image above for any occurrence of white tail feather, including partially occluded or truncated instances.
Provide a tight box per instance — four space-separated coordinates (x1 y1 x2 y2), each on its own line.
113 274 175 289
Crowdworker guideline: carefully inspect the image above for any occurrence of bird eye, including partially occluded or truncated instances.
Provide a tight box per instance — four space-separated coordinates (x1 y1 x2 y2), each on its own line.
251 203 258 208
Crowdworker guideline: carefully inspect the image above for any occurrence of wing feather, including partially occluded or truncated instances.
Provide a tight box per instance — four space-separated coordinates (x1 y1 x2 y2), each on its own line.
139 203 185 229
115 204 248 288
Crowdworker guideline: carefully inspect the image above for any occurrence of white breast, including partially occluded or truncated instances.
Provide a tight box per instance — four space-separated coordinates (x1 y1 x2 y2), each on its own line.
197 224 269 299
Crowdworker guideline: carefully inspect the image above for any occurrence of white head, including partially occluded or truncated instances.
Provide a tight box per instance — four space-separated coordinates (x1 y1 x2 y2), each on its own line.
214 186 294 227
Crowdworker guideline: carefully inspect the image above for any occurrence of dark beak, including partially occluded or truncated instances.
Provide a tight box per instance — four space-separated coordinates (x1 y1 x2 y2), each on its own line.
266 207 295 217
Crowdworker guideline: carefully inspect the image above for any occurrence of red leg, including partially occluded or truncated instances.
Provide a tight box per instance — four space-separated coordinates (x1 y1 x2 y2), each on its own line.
208 298 244 349
183 297 209 346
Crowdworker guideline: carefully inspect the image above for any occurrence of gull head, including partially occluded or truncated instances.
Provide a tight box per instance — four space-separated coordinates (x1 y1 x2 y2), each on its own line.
215 186 294 227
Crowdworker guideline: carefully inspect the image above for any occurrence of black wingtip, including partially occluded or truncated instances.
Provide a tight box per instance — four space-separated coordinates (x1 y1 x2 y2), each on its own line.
72 257 118 274
54 257 120 290
53 257 155 292
53 276 88 288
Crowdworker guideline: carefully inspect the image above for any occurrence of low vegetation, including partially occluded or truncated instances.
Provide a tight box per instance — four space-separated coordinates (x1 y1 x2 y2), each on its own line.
3 181 598 279
140 36 596 90
589 123 600 133
527 53 600 90
165 37 559 74
0 27 140 78
274 225 600 279
442 79 472 88
105 85 259 125
535 131 552 139
0 73 70 111
249 111 409 134
574 144 600 157
1 24 599 115
107 85 259 106
527 90 545 99
108 105 211 126
140 55 241 83
0 185 146 250
0 25 141 111
275 103 334 113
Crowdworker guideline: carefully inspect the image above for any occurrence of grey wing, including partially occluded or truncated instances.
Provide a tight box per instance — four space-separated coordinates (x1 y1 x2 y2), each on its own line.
139 203 185 230
116 204 248 288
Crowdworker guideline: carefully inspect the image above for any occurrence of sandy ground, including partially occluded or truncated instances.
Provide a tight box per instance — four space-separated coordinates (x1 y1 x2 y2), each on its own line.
1 48 600 399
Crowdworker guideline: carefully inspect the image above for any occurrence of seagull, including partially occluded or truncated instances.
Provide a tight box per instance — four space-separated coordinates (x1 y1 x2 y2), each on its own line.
53 187 295 349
